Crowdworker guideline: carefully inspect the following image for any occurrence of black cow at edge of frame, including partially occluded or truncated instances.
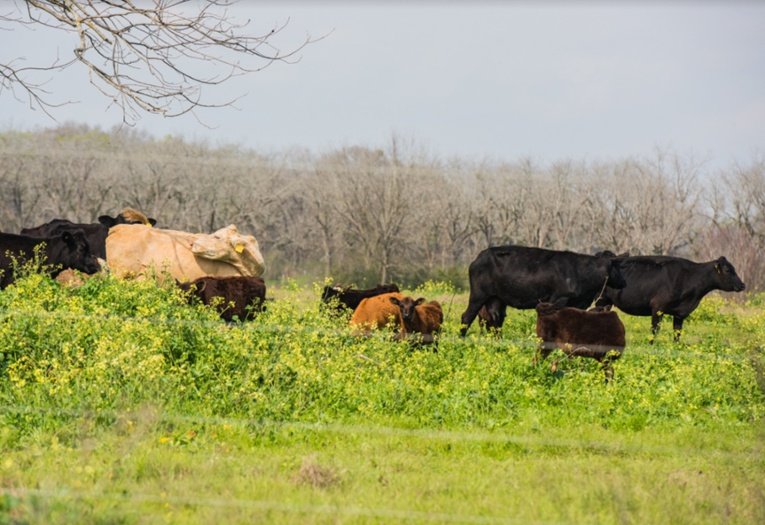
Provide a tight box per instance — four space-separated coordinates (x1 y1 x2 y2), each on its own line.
460 245 626 336
0 230 101 289
595 255 745 341
21 208 157 260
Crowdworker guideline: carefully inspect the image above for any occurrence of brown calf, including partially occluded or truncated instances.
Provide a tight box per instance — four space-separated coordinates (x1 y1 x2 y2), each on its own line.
389 295 444 346
178 276 266 322
535 302 626 381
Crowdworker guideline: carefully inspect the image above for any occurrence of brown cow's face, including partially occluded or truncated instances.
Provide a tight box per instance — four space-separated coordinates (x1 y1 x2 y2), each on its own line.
390 296 425 324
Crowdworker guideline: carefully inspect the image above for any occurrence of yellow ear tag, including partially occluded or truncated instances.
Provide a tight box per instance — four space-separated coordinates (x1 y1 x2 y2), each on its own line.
235 244 244 253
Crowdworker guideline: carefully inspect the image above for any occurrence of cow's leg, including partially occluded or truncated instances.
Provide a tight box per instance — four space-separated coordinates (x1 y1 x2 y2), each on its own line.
650 311 663 343
460 296 487 336
672 316 685 343
482 298 506 336
492 303 507 334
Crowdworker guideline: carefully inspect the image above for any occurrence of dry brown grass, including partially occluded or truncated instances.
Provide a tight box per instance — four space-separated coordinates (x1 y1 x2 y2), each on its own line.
292 455 341 489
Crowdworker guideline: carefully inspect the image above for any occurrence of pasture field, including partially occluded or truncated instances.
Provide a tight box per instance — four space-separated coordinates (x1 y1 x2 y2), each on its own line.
0 274 764 524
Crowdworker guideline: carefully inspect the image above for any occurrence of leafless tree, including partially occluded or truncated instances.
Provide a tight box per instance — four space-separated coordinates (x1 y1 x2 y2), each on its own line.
0 124 761 290
700 159 765 290
0 1 313 123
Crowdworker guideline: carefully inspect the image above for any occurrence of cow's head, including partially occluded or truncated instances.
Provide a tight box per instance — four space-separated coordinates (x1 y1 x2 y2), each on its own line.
191 225 265 277
57 230 101 275
713 256 746 292
321 285 345 302
390 296 425 326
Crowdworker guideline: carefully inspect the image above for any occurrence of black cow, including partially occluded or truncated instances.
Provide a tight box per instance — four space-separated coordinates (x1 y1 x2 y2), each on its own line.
21 208 156 259
595 255 745 341
178 276 266 322
460 246 626 336
476 250 631 334
321 283 400 312
0 231 101 289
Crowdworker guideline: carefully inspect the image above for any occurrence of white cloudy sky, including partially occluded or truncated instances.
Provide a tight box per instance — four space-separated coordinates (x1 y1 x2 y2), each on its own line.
1 1 764 167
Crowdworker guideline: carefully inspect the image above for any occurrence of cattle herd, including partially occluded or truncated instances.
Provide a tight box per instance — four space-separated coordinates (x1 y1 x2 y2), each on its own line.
0 208 748 380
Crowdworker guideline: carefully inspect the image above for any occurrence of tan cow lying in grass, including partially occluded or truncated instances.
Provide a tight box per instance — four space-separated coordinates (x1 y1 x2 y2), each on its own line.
106 224 265 283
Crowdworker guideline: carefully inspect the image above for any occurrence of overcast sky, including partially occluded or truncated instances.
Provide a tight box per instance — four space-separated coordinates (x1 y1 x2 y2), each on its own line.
2 2 764 168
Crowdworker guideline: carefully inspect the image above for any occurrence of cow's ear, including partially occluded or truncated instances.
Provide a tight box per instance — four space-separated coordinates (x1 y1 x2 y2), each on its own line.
714 261 722 274
98 215 117 227
414 297 426 306
389 297 401 306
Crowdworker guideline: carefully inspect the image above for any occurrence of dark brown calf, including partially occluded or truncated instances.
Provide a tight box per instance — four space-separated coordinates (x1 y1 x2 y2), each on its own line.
178 276 266 322
535 302 626 381
389 296 443 347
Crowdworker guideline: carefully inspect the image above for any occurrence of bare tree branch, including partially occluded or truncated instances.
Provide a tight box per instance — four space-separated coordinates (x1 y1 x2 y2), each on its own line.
1 0 316 123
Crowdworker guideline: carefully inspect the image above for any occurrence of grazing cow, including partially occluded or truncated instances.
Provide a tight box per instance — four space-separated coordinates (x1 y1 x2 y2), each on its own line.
21 208 156 260
105 224 265 283
460 246 626 336
178 276 266 322
321 283 400 312
350 292 404 332
476 251 631 334
595 255 746 341
389 295 443 346
535 302 626 381
0 231 101 289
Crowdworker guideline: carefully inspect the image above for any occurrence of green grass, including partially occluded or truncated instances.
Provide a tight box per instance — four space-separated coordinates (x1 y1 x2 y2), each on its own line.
1 274 764 524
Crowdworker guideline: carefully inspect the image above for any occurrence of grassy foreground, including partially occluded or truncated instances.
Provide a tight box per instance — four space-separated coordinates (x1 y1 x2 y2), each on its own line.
0 274 764 524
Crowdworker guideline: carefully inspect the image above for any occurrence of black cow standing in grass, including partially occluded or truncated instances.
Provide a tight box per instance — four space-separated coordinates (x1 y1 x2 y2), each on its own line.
460 246 626 336
595 255 745 341
0 231 101 289
21 208 156 260
321 283 400 312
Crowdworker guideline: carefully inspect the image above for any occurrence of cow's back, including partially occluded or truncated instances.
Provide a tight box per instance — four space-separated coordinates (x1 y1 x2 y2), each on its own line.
189 276 266 321
470 246 585 309
350 292 404 330
415 301 443 333
106 225 247 282
23 220 108 259
602 257 683 316
537 306 625 350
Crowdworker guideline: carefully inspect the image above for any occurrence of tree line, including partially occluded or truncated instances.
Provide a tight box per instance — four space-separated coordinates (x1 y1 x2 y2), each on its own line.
0 124 763 291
